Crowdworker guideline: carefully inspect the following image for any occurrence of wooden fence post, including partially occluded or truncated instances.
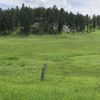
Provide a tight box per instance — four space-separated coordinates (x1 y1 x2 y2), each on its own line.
40 64 47 81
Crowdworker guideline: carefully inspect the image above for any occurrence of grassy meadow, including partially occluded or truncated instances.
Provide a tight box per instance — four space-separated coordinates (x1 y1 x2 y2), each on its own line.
0 31 100 100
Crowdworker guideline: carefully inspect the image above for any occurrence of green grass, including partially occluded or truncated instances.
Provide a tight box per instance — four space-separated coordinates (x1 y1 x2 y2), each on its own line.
0 31 100 100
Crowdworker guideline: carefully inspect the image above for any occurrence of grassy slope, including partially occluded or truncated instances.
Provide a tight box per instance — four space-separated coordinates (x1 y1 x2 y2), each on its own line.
0 31 100 100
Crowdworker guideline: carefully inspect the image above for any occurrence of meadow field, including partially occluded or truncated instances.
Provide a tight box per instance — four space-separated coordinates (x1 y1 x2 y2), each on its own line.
0 31 100 100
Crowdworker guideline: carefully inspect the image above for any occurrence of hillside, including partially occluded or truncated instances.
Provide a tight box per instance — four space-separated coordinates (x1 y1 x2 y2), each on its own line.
0 31 100 100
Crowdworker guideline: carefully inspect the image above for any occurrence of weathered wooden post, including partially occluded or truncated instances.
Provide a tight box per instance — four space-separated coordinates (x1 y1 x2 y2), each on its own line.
40 64 47 81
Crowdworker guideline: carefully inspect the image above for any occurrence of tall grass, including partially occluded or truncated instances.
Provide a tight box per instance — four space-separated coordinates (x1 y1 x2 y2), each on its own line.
0 31 100 100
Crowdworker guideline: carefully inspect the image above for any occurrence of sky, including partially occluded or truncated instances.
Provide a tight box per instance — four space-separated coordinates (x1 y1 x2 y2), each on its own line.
0 0 100 15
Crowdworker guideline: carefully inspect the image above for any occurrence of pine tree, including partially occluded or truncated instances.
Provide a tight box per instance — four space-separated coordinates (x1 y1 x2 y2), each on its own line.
92 15 97 31
97 16 100 28
19 4 33 34
58 8 65 32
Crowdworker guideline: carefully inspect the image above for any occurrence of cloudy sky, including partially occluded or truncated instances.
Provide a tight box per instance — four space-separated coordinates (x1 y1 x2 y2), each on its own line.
0 0 100 15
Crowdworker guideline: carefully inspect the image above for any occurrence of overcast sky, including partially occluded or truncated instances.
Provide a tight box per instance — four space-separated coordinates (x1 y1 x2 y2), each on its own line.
0 0 100 15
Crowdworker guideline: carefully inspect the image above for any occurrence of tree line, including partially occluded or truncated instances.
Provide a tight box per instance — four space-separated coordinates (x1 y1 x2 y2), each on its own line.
0 4 99 35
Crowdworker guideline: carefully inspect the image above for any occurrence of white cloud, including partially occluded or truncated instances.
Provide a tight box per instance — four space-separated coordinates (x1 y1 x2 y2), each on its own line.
0 0 67 9
0 0 24 7
0 0 100 15
67 0 100 15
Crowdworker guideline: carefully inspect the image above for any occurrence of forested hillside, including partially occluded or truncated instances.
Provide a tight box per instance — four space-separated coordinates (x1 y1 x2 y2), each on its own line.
0 4 99 35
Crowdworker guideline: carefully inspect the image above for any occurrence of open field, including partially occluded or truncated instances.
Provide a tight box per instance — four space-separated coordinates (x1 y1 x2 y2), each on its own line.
0 31 100 100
